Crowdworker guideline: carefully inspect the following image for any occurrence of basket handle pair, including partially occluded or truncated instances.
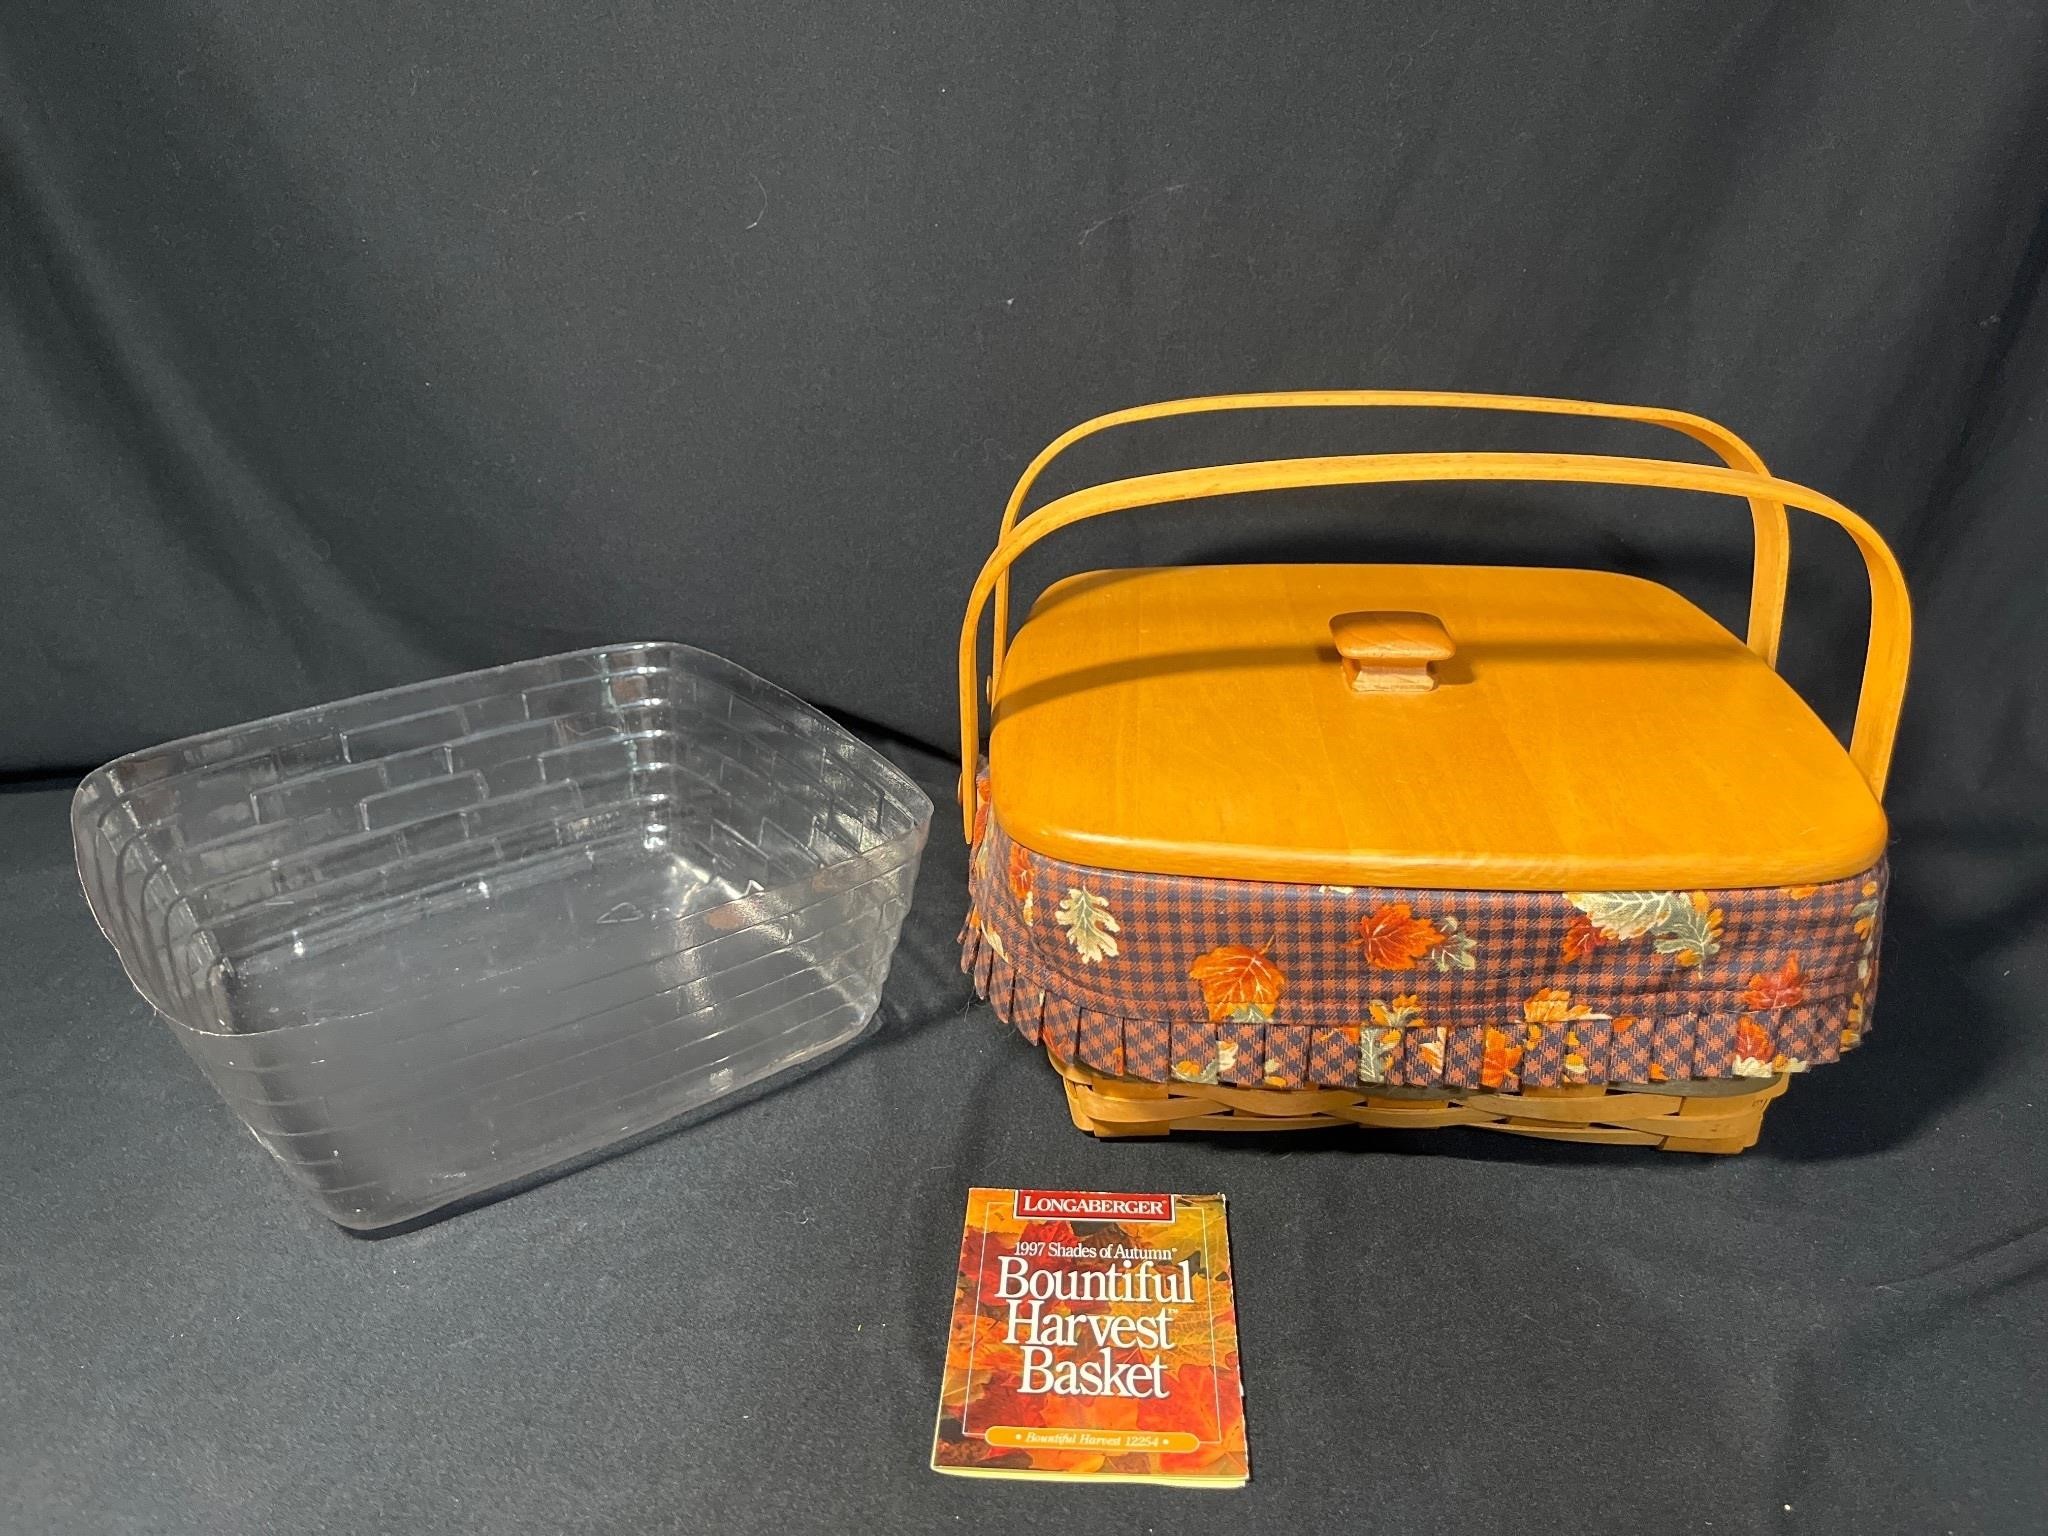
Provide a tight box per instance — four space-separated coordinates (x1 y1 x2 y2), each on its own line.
958 391 1911 838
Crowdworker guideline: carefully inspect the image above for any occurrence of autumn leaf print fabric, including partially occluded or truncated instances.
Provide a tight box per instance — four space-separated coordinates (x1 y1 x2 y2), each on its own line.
961 778 1887 1091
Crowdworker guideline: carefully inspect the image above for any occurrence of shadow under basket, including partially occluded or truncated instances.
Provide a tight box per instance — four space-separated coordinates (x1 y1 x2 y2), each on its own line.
1051 1048 1791 1153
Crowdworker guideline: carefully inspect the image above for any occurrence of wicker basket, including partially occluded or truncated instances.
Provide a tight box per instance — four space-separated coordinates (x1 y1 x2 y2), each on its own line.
1053 1049 1790 1153
958 391 1908 1152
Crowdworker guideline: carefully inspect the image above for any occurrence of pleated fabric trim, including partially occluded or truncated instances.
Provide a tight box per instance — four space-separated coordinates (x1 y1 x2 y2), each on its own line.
961 917 1867 1091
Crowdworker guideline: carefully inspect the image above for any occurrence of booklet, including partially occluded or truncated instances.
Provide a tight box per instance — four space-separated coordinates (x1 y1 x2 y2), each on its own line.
930 1188 1248 1487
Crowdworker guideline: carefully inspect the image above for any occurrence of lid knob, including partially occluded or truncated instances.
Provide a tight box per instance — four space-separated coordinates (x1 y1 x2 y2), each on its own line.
1330 611 1455 694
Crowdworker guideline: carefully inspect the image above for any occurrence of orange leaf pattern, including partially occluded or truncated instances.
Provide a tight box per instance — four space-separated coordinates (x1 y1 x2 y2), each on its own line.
1348 903 1446 970
1008 844 1035 925
1740 956 1805 1012
959 779 1884 1090
971 775 991 847
1413 1025 1446 1078
1560 913 1605 964
1523 987 1599 1025
1189 944 1286 1023
1731 1015 1777 1077
1479 1025 1523 1089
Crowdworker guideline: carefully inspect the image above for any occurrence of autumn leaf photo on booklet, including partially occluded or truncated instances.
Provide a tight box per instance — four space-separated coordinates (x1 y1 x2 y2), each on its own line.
931 1188 1248 1487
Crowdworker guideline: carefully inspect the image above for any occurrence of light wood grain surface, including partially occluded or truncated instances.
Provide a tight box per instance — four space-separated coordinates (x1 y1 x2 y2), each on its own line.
990 563 1888 889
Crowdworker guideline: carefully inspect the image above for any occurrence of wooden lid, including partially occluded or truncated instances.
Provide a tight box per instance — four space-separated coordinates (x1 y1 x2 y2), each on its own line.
988 563 1887 889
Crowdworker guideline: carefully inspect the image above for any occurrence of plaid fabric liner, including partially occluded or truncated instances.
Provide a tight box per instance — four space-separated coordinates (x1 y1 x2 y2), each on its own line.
963 780 1885 1090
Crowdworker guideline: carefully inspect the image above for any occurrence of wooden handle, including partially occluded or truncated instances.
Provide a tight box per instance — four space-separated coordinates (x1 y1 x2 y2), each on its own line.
960 450 1911 837
988 392 1789 700
1330 610 1454 693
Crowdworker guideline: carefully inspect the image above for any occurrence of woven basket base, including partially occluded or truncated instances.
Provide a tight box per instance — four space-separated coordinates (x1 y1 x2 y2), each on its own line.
1052 1048 1790 1153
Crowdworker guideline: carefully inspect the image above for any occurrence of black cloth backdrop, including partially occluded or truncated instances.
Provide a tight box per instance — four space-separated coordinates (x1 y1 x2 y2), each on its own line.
3 3 2045 1532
